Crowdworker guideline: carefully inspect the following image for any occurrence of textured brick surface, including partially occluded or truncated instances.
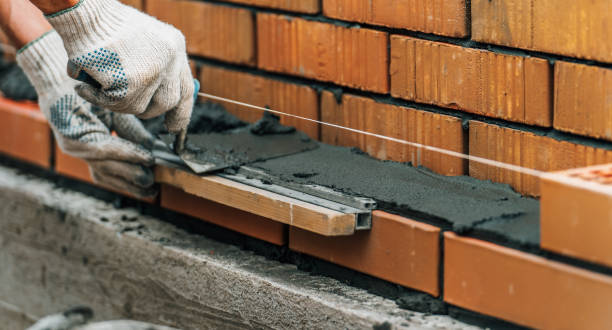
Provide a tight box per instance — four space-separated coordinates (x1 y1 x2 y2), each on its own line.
472 0 612 63
218 0 319 13
323 0 467 37
257 14 388 93
390 36 552 126
469 121 612 196
290 211 440 296
321 92 465 176
147 0 255 65
444 232 612 329
541 164 612 268
554 61 612 141
161 184 287 245
200 65 319 139
0 98 50 168
120 0 142 9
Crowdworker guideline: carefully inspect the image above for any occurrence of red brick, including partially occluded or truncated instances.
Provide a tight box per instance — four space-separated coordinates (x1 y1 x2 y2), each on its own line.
55 144 92 183
323 0 467 37
290 210 440 296
120 0 143 9
469 121 612 196
554 61 612 141
444 232 612 329
147 0 255 65
161 184 287 245
0 98 51 168
472 0 612 63
257 13 388 93
390 35 552 126
200 65 319 139
321 92 465 176
541 164 612 268
217 0 319 13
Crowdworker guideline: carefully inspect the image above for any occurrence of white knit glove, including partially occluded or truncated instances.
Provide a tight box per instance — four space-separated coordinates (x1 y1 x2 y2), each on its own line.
17 31 157 198
47 0 196 135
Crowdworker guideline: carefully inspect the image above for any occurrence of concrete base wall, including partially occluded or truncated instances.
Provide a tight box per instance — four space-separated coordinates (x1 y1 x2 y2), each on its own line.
0 164 474 329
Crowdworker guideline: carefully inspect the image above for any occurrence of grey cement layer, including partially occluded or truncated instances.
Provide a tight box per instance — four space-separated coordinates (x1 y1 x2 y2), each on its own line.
251 144 540 246
0 164 477 330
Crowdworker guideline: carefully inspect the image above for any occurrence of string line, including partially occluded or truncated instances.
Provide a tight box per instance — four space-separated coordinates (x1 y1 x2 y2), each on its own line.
197 92 544 178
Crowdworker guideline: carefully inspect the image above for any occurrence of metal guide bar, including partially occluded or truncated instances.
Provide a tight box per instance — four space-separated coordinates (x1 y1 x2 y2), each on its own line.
218 171 372 230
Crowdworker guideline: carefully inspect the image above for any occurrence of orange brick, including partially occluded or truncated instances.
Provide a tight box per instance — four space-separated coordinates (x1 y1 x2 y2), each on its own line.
321 92 465 176
472 0 612 63
0 98 51 168
290 210 440 296
55 144 92 183
541 164 612 268
444 232 612 329
323 0 467 37
469 121 612 196
257 13 388 93
161 184 287 245
217 0 319 13
554 61 612 141
147 0 255 65
390 36 552 126
200 65 319 139
120 0 142 9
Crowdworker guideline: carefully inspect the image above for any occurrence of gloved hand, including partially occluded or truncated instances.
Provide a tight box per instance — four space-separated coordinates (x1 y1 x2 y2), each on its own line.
46 0 195 135
17 31 157 198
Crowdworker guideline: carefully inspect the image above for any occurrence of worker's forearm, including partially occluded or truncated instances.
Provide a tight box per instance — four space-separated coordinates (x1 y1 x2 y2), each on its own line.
0 0 53 49
29 0 80 15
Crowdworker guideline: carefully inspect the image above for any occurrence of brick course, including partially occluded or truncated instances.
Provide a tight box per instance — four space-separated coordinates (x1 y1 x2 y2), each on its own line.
323 0 467 37
321 92 465 176
257 13 389 93
390 35 552 126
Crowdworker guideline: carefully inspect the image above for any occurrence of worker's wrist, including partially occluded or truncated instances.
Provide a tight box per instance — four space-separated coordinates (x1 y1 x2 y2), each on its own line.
16 31 70 95
47 0 129 55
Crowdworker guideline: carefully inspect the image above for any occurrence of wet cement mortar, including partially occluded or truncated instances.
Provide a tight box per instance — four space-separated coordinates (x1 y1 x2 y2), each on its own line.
0 53 37 101
250 145 540 247
152 103 317 172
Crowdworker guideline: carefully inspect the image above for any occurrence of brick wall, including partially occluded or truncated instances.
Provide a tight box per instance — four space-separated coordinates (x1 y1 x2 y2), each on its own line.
2 1 612 328
142 0 612 197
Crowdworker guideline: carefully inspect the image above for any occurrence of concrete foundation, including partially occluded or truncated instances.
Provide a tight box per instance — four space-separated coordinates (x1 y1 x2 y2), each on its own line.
0 164 476 329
